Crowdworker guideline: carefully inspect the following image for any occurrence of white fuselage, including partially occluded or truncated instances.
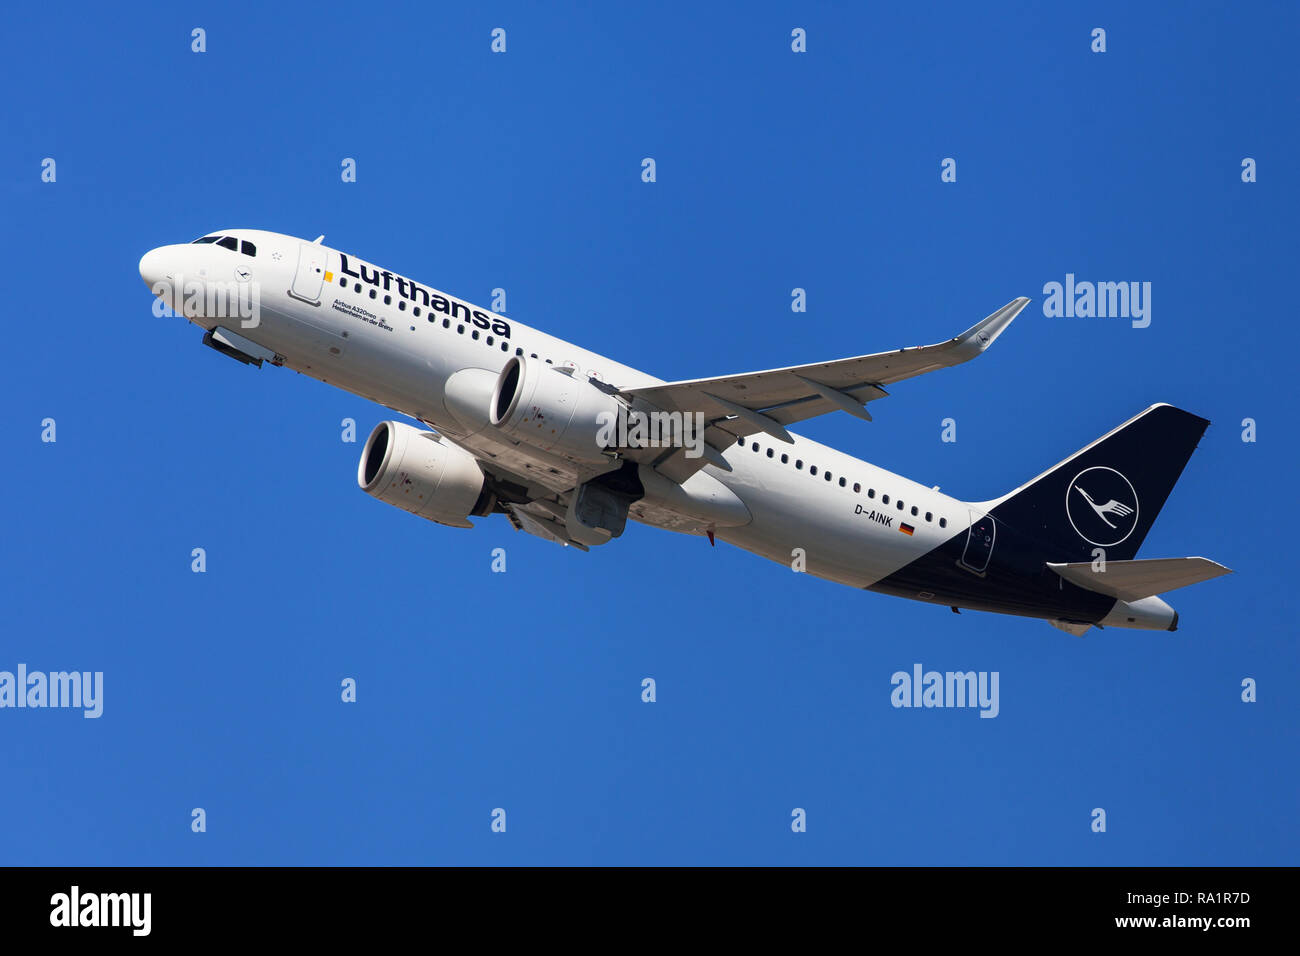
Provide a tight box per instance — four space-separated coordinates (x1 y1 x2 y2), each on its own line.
141 229 971 592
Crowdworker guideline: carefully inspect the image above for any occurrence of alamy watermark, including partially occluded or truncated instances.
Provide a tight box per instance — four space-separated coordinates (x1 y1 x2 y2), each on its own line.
1042 273 1151 328
151 274 261 329
50 886 150 936
596 409 707 458
0 664 103 718
891 663 999 718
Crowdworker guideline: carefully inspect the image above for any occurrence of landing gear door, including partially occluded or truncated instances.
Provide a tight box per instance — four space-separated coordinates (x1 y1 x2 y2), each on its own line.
960 510 995 575
289 243 327 305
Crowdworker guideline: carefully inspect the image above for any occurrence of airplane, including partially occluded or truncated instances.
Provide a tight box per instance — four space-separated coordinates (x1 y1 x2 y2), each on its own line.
139 229 1231 636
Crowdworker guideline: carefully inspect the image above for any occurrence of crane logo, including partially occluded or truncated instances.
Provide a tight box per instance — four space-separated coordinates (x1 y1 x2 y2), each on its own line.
1066 466 1139 547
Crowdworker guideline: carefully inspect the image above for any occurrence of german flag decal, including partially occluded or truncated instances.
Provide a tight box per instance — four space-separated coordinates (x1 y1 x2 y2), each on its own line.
900 523 915 536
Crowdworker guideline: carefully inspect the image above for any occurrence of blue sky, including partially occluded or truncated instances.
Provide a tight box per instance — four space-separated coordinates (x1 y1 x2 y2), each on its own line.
0 0 1295 865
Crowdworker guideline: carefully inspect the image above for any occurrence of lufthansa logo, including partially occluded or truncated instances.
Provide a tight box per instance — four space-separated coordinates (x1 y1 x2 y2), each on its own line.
1066 466 1139 547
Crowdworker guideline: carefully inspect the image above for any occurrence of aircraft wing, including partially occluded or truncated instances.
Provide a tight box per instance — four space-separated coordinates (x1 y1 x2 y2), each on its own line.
620 297 1029 481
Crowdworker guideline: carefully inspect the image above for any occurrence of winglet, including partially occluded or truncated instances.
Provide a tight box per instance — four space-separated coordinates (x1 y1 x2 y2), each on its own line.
948 297 1030 361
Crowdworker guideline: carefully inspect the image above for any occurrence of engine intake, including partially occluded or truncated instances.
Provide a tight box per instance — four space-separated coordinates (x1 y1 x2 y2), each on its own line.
358 421 494 528
490 356 623 463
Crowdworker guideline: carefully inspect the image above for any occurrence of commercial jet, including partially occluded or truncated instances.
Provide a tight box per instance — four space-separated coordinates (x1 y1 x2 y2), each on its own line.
139 230 1231 635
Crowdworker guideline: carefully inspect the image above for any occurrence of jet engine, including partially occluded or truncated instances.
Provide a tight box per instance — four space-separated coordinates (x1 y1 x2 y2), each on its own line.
490 356 624 463
357 421 495 528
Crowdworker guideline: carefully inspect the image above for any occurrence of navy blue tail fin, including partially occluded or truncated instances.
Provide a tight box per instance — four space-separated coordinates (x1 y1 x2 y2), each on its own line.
986 404 1210 562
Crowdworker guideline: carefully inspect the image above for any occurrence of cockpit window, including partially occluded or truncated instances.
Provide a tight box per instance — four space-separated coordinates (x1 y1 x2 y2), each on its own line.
192 235 256 256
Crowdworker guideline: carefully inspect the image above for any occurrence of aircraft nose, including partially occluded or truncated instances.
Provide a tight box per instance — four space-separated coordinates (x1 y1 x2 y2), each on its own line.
139 247 169 290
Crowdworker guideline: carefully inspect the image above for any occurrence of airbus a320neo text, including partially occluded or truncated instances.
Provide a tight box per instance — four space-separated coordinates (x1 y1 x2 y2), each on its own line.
139 230 1231 635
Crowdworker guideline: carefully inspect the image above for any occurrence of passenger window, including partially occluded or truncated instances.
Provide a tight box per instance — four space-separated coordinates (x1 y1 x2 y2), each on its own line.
501 342 509 352
781 454 788 464
240 241 256 257
796 460 803 469
868 489 875 498
939 517 947 528
882 495 890 504
839 477 847 487
369 289 376 299
825 472 833 482
472 330 479 339
414 307 421 317
766 448 773 458
339 276 347 287
853 482 860 493
925 512 933 522
911 506 918 516
487 335 494 346
810 466 818 476
897 501 904 510
398 301 406 311
384 295 392 305
354 283 362 293
517 348 523 356
217 236 238 251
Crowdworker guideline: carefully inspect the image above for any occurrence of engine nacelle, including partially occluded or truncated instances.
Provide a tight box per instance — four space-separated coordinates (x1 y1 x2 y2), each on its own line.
490 356 623 463
357 421 494 528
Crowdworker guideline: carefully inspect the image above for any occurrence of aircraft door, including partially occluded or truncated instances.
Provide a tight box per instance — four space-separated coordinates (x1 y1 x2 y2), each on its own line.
282 242 347 360
960 510 995 574
289 243 327 305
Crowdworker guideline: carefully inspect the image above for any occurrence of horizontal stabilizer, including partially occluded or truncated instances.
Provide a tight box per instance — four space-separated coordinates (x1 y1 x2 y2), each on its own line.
1047 557 1232 602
